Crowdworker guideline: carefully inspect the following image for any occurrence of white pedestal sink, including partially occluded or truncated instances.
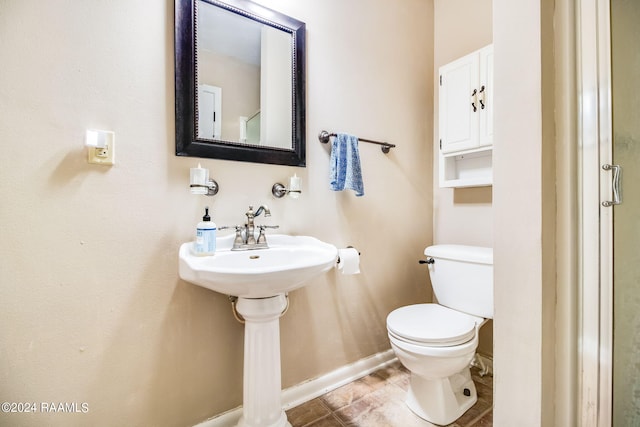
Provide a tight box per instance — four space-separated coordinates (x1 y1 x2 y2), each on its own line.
179 234 338 427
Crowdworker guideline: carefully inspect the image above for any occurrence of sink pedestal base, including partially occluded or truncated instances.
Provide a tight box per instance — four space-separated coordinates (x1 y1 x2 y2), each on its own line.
235 295 291 427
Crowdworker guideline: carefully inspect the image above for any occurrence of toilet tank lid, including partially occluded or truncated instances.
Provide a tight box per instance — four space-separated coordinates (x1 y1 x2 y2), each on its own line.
425 245 493 265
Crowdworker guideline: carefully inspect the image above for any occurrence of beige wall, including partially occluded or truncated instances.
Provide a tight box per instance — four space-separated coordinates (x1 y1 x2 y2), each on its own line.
493 0 557 424
0 0 433 426
433 0 493 357
433 0 493 248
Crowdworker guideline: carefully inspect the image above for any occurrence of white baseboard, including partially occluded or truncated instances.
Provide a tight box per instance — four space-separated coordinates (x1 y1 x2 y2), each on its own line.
194 349 396 427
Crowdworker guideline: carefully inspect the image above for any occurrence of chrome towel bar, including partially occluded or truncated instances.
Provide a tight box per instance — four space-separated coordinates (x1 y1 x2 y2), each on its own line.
318 130 396 154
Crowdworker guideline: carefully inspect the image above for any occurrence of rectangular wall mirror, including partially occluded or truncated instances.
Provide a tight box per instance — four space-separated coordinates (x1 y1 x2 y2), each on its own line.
175 0 306 166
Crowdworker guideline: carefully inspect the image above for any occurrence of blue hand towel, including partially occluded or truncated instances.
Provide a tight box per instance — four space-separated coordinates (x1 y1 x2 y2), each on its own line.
330 133 364 197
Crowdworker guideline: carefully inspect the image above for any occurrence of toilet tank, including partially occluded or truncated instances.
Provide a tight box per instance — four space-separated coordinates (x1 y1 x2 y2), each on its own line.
425 245 493 319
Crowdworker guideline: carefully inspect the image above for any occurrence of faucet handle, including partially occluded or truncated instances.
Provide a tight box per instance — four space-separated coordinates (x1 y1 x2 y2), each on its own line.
232 226 244 246
257 225 279 245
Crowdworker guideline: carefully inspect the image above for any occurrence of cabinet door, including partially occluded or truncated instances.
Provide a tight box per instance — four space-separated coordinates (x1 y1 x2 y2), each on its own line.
439 52 479 154
478 45 493 147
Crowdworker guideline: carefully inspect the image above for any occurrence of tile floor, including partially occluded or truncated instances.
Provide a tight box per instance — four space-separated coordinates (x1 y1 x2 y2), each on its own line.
286 361 493 427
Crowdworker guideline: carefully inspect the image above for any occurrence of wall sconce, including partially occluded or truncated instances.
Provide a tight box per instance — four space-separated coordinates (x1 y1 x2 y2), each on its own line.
272 174 301 199
190 163 219 196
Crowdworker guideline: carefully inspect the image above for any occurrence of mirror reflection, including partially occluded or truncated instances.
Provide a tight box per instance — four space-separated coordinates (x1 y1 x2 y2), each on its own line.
196 0 293 149
174 0 305 166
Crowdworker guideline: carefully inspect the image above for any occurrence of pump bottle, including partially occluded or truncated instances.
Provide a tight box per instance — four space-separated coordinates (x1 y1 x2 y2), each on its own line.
194 207 216 256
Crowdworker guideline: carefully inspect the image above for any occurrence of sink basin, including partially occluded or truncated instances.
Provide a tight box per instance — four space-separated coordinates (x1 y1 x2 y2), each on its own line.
179 234 338 298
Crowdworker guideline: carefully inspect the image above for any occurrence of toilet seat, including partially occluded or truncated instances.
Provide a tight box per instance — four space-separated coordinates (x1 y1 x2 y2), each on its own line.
387 304 479 347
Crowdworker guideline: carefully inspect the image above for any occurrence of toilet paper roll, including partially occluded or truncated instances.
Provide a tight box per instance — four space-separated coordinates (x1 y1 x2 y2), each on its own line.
337 248 360 275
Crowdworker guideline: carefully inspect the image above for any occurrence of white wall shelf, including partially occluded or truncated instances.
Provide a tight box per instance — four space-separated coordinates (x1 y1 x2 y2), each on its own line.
439 147 492 188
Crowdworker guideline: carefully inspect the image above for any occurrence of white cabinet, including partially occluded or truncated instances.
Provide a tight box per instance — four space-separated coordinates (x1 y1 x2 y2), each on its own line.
438 45 493 188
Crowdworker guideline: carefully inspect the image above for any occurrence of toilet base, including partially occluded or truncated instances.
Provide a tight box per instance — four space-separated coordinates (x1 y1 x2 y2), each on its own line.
405 367 477 426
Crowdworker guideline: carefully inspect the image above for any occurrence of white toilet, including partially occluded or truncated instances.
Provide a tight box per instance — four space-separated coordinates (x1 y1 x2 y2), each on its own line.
386 244 493 426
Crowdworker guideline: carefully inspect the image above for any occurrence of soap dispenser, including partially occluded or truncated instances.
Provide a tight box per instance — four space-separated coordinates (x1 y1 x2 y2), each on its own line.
194 207 216 256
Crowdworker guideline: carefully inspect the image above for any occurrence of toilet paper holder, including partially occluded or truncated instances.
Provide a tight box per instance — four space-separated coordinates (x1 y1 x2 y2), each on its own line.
337 246 360 264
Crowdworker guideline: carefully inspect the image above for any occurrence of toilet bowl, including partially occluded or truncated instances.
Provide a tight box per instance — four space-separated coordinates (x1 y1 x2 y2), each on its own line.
386 245 493 426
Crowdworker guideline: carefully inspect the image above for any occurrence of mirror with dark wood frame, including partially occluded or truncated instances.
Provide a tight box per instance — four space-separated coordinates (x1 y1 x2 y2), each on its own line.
175 0 306 166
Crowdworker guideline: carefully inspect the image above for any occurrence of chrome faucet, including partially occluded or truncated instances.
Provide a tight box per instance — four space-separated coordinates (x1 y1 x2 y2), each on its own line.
223 205 278 250
245 205 270 245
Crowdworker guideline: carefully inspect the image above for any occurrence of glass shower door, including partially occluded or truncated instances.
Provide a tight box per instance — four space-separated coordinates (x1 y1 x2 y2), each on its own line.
611 0 640 424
